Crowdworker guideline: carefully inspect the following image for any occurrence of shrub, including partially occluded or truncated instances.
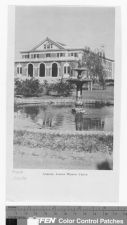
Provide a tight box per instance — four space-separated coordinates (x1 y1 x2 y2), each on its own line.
15 78 43 97
53 79 74 96
15 78 74 97
42 80 54 95
14 78 23 96
41 79 74 97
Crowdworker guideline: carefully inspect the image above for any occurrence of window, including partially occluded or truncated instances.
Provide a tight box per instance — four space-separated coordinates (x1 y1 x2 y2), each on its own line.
47 43 50 49
67 66 70 74
17 65 22 75
28 64 33 77
39 63 45 77
20 67 22 74
46 53 51 57
52 63 58 77
57 53 60 57
17 67 19 74
60 53 65 57
74 53 78 57
24 54 29 59
44 43 53 49
64 63 70 74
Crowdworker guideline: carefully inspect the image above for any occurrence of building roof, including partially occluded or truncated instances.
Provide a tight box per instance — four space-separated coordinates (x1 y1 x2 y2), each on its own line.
20 37 83 54
31 37 65 51
19 37 114 62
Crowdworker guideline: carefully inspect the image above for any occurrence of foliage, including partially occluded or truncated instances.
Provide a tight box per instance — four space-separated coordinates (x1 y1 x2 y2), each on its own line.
53 78 74 96
14 130 113 154
15 78 73 97
41 79 74 97
42 80 52 95
69 61 78 76
15 78 23 96
15 78 43 97
80 48 107 88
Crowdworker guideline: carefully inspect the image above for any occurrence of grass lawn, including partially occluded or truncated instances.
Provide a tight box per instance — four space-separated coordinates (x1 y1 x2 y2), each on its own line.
14 130 113 170
81 86 114 101
40 86 114 101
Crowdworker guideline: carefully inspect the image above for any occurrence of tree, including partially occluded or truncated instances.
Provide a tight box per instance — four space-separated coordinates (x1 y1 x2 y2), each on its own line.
69 61 78 76
80 47 107 89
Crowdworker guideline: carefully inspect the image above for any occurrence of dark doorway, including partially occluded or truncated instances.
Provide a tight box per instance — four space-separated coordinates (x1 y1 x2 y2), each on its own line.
6 219 17 225
28 64 33 77
52 63 58 77
39 63 45 77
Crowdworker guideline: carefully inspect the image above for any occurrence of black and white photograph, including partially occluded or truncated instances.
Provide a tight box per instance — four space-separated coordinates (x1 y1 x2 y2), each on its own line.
14 6 115 170
5 5 121 202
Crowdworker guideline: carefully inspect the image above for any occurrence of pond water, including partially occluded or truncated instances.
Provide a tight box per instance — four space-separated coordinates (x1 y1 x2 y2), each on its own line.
14 104 113 132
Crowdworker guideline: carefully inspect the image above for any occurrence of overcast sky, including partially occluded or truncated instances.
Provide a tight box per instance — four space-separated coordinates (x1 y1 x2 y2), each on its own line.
15 6 115 60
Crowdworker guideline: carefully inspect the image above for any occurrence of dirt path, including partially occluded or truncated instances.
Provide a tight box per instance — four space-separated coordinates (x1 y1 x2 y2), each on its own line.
14 144 113 170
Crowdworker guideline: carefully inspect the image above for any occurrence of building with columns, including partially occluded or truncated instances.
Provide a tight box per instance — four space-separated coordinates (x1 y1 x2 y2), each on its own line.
15 37 114 82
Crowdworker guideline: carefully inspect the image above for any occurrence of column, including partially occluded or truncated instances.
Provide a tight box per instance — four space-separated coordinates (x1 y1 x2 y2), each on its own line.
76 83 83 107
90 81 93 91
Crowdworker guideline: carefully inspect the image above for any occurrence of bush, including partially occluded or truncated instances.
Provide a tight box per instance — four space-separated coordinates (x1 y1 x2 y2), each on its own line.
15 78 74 97
14 78 23 96
42 80 54 95
41 79 74 97
53 79 74 96
15 78 43 97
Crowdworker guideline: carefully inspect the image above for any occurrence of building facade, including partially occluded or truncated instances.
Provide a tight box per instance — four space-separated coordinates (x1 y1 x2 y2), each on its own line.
15 37 114 82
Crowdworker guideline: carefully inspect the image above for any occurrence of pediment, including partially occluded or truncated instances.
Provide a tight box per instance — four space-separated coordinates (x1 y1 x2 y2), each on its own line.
31 37 65 51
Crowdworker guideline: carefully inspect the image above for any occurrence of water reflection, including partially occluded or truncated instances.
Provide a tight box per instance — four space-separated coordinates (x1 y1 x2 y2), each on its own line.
24 106 40 120
75 113 105 131
14 104 113 132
